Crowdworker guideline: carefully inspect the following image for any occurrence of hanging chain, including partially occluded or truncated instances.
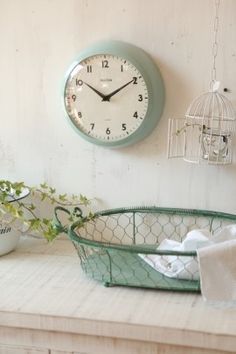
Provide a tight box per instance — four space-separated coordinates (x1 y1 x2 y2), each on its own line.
210 0 220 90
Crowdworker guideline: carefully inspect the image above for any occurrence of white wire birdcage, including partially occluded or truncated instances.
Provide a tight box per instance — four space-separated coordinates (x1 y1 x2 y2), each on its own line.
168 83 236 165
167 0 236 165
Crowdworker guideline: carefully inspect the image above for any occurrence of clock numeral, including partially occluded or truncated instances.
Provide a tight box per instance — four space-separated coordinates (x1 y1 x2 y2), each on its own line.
121 65 124 72
133 111 138 118
133 77 138 84
122 123 127 131
102 60 109 68
106 128 111 135
138 94 143 102
78 111 82 118
76 79 83 86
72 94 76 101
90 123 95 130
87 65 92 73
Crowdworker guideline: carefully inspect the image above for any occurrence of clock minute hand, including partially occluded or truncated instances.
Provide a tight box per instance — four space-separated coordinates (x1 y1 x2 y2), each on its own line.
102 78 134 102
84 82 106 100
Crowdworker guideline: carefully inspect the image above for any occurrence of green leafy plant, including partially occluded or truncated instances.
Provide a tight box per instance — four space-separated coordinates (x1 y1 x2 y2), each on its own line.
0 180 94 242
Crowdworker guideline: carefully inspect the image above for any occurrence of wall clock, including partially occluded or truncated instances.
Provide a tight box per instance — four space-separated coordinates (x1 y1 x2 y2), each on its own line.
63 40 165 148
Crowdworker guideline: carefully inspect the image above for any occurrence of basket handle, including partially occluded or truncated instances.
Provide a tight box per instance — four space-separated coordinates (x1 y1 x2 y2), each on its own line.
53 206 83 233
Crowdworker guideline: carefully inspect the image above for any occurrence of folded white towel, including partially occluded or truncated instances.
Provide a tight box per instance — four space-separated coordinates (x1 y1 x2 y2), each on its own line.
139 229 211 281
182 229 212 251
212 224 236 243
197 239 236 303
197 224 236 303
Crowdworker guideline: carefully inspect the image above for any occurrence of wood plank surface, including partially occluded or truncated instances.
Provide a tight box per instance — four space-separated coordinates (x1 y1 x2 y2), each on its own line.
0 236 235 353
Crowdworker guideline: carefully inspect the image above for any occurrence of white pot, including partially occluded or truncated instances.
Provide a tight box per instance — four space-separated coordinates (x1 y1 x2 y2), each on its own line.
0 225 21 256
0 187 29 256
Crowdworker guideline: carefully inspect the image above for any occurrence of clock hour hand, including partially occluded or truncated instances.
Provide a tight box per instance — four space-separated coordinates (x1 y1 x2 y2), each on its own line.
102 78 134 101
84 82 106 100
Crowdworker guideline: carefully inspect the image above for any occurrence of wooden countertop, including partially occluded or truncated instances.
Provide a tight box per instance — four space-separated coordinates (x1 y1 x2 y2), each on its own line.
0 236 236 353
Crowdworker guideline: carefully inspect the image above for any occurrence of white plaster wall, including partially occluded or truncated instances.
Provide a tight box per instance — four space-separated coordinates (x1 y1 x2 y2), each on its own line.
1 0 236 213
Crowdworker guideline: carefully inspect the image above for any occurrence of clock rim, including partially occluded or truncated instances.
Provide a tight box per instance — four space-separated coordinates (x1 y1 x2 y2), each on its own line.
63 40 165 148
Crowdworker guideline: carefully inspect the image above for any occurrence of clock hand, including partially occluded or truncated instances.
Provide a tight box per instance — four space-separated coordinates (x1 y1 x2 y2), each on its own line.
102 78 134 101
84 82 107 100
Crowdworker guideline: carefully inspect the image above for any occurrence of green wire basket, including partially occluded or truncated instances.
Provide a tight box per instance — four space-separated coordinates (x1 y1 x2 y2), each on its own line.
54 206 236 292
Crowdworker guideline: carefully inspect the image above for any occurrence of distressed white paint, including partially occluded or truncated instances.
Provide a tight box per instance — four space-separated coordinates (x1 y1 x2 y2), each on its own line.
1 0 236 213
0 238 236 353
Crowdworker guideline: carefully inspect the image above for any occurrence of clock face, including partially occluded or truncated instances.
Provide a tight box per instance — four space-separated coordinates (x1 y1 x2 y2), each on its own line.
64 54 149 143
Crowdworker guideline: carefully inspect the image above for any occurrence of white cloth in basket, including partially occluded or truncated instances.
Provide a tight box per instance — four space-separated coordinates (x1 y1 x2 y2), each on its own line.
139 229 211 281
140 224 236 303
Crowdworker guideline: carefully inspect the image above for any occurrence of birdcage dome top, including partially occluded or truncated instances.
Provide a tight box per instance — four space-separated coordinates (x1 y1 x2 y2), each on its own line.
185 90 236 122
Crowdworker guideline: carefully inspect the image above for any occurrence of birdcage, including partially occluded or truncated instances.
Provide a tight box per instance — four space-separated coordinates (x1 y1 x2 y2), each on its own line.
168 84 236 164
167 0 236 165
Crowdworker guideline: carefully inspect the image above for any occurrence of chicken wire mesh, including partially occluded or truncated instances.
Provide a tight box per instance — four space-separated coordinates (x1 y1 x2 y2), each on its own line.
60 207 236 292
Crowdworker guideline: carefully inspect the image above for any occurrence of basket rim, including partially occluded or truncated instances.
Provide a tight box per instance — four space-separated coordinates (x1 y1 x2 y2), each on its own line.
67 206 236 255
93 206 236 220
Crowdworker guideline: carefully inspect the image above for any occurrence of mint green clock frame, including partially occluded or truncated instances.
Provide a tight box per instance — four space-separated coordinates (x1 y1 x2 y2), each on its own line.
63 40 165 148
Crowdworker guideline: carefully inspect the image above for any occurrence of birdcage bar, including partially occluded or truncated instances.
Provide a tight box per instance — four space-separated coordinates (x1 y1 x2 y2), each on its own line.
183 116 204 164
167 118 186 159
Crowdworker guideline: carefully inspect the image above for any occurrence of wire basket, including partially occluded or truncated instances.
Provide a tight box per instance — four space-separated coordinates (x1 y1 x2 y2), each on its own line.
54 206 236 292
